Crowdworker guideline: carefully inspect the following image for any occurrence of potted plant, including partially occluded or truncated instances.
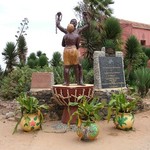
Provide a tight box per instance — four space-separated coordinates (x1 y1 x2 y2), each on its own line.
107 90 139 130
13 93 49 134
68 95 105 141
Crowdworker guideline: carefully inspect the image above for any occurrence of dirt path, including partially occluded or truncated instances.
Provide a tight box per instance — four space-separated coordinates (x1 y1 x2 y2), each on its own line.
0 110 150 150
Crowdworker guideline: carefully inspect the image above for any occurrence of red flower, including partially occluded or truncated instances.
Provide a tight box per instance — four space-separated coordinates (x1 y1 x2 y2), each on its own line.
30 120 36 127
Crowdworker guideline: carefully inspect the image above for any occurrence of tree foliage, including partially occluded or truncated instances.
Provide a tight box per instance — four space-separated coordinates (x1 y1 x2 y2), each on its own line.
134 67 150 97
17 35 28 66
2 42 18 74
27 52 49 69
74 0 121 61
50 51 62 67
124 35 148 85
102 17 122 51
38 54 49 68
2 18 29 74
0 66 33 99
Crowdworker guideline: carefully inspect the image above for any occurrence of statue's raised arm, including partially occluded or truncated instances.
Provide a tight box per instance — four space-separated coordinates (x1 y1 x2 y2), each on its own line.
77 11 90 34
55 12 67 34
55 11 89 35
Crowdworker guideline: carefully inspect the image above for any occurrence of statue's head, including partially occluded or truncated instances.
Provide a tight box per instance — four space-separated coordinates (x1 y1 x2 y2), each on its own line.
67 24 74 33
70 19 77 28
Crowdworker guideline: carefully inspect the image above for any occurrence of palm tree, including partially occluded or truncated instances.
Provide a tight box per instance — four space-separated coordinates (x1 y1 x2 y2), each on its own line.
102 17 122 51
124 35 148 84
125 35 141 72
2 42 18 74
17 35 28 66
74 0 114 20
74 0 114 60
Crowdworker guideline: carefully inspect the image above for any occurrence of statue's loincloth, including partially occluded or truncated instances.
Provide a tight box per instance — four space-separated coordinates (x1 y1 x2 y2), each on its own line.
63 46 79 65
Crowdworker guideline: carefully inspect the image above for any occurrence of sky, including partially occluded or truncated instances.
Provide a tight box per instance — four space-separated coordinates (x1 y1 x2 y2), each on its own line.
0 0 150 69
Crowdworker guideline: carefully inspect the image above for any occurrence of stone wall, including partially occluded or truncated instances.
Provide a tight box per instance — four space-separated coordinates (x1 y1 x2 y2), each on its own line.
27 88 146 121
28 90 63 121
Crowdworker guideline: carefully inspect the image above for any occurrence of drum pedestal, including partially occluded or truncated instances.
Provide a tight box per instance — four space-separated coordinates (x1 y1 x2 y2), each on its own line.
52 84 94 124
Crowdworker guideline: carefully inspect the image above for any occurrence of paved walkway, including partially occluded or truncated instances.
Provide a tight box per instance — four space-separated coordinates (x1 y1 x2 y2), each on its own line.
0 110 150 150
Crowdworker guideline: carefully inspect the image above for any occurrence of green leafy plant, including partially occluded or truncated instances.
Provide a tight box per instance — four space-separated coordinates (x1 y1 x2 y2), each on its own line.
0 66 33 99
0 65 53 99
83 69 94 84
142 47 150 59
124 35 148 85
134 67 150 97
107 90 139 122
13 93 49 134
68 95 105 127
27 51 49 69
103 39 116 50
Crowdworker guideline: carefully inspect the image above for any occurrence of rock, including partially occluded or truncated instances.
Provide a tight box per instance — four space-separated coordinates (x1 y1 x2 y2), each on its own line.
2 109 9 115
5 112 15 119
8 117 16 121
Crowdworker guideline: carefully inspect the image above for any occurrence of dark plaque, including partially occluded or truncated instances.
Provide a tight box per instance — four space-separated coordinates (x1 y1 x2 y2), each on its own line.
99 57 125 88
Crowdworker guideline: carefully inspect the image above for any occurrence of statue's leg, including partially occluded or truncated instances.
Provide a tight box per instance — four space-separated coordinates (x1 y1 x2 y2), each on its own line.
74 64 80 85
78 63 84 85
63 65 70 86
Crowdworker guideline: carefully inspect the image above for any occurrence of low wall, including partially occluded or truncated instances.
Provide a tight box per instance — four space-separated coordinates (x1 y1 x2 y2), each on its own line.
28 89 63 121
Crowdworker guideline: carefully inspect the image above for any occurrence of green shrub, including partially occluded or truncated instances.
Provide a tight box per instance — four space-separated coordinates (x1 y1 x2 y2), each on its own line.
134 67 150 97
83 69 94 84
27 58 38 69
53 65 64 84
53 65 76 84
34 65 52 72
143 47 150 59
27 52 49 69
50 51 62 67
124 36 148 85
82 57 93 70
0 66 33 99
0 65 53 99
38 54 49 68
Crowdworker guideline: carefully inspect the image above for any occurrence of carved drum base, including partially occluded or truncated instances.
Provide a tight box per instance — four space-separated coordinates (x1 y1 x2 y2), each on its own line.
52 84 94 124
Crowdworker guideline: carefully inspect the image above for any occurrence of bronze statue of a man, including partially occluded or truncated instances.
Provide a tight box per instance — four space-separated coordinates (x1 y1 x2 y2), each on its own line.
56 11 89 85
62 24 80 86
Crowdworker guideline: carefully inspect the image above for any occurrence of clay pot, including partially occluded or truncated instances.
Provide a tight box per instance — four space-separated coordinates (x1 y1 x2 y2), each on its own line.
76 121 99 141
20 114 41 132
114 113 134 130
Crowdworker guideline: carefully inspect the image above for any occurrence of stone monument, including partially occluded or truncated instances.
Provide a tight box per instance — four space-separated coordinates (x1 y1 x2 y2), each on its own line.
94 50 126 100
94 51 126 89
